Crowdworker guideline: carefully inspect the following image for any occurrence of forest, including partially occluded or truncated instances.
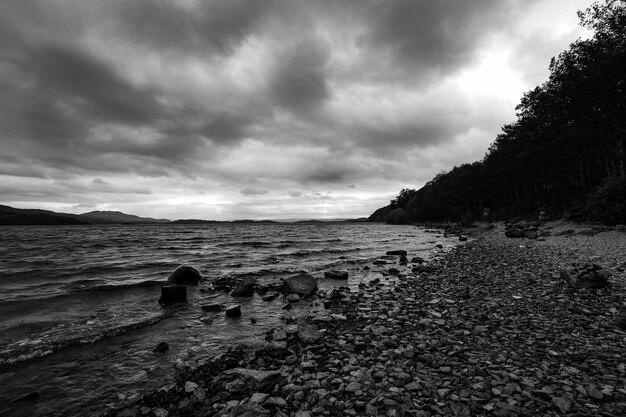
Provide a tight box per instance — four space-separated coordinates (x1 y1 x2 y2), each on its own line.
370 0 626 225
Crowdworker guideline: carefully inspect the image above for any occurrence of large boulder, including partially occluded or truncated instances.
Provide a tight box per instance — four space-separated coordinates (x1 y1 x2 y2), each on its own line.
560 263 611 289
231 277 256 297
281 274 317 297
158 285 187 305
167 265 203 285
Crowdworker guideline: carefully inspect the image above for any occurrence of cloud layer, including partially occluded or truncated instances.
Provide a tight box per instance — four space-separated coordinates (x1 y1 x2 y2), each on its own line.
0 0 592 219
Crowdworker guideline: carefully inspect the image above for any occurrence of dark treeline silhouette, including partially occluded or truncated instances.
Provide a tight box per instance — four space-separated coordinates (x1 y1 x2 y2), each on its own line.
370 1 626 225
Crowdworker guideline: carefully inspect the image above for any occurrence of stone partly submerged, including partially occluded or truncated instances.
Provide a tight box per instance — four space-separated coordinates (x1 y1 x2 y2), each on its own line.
158 285 187 305
324 270 349 280
225 305 242 318
386 250 407 256
281 274 317 297
167 265 203 285
153 342 169 353
231 277 256 297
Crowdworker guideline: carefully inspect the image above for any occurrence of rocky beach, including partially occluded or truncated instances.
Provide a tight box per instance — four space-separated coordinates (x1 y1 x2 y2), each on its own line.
98 221 626 417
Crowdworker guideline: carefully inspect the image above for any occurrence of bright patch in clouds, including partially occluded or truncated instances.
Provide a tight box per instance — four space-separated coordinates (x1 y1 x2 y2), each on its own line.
0 0 593 220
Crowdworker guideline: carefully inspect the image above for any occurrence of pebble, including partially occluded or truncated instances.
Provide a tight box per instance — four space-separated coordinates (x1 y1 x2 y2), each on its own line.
107 225 626 417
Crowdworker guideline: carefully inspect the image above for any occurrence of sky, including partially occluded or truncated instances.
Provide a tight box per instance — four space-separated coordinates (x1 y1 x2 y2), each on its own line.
0 0 594 220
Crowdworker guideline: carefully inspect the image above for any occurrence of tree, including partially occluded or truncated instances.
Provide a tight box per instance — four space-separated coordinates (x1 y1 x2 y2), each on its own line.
371 1 626 224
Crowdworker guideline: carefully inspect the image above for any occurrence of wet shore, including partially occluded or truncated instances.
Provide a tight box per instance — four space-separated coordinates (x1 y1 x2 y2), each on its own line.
102 222 626 417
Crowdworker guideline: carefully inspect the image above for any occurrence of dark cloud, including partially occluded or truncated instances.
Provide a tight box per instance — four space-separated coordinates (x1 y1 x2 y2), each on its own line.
112 0 275 55
359 0 521 81
0 0 588 219
269 37 331 114
0 41 164 156
33 45 162 125
240 187 269 196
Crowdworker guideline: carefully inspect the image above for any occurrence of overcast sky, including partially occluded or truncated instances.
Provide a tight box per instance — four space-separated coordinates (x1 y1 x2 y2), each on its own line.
0 0 593 220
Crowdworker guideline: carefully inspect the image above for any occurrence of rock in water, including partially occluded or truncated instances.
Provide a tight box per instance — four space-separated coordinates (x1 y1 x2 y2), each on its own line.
411 256 425 264
324 270 349 280
159 285 187 305
262 291 279 301
153 341 169 352
286 293 300 303
386 250 407 256
231 277 256 297
201 304 223 312
167 265 202 285
225 305 242 318
281 274 317 296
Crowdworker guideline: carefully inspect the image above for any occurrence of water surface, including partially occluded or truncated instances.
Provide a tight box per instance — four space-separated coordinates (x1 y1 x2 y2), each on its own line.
0 223 455 416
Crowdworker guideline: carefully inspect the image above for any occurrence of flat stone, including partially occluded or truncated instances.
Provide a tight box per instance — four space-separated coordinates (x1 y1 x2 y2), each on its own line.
153 408 169 417
222 368 283 393
345 382 363 392
184 381 198 393
249 392 270 404
297 322 322 344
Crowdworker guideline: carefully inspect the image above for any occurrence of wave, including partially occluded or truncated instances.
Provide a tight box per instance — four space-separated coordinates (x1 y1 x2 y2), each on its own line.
215 241 272 247
0 312 172 369
288 247 361 257
63 279 165 292
214 238 342 248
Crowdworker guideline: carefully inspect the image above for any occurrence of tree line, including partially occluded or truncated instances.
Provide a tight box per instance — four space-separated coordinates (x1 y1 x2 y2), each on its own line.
371 0 626 225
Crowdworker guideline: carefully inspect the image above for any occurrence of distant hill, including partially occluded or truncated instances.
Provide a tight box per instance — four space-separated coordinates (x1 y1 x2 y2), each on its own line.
0 204 88 225
170 219 220 224
78 211 170 224
0 205 170 225
230 219 279 224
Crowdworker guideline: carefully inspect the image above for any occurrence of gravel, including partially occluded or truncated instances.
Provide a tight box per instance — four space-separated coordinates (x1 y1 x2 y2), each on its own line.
103 222 626 417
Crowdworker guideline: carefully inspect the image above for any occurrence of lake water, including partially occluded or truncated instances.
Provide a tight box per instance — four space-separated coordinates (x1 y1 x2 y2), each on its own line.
0 223 456 416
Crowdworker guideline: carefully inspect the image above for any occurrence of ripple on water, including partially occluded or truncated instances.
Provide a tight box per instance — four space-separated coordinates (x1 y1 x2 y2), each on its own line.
0 223 459 416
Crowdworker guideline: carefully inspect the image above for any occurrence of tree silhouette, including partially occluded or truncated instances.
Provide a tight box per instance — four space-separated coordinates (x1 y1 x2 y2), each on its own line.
372 0 626 224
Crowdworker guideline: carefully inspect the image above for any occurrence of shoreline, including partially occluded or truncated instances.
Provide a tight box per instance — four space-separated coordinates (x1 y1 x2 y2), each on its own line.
103 221 626 417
